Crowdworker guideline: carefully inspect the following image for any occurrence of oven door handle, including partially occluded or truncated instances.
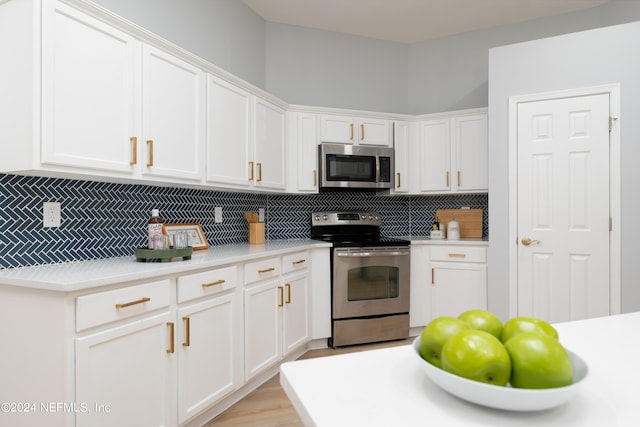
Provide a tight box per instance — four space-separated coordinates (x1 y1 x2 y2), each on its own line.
336 251 410 257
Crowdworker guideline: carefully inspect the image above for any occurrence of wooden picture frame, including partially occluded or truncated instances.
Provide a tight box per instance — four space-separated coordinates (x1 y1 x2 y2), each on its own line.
163 223 210 250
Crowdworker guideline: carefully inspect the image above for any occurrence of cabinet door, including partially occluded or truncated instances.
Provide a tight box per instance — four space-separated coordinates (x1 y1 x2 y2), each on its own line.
418 119 451 192
142 45 205 182
75 311 175 427
410 245 431 327
294 113 319 192
283 274 309 354
319 114 355 144
359 118 391 146
431 262 487 319
244 279 282 380
453 114 488 192
177 293 240 423
254 98 286 190
206 74 252 187
42 1 140 173
393 120 410 193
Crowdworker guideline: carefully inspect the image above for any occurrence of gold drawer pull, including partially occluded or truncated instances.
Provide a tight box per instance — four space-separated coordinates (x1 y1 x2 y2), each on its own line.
446 171 450 187
360 123 364 140
448 253 467 258
313 170 317 187
130 137 137 165
146 140 154 167
457 170 461 187
182 317 190 347
396 172 401 188
115 297 150 309
278 286 284 307
292 259 306 265
258 267 275 273
167 322 175 354
257 162 263 182
432 268 435 285
248 161 254 181
285 283 291 304
202 279 225 288
350 123 354 140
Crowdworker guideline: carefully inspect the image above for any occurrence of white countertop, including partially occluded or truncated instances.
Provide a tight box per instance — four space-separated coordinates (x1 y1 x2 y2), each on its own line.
0 240 331 292
410 237 488 246
281 312 640 427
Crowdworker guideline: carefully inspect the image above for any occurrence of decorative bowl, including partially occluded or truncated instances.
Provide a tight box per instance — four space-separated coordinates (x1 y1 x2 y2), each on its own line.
412 336 588 411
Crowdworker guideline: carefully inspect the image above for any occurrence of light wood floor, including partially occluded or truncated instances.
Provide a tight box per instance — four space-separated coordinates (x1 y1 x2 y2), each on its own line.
204 337 414 426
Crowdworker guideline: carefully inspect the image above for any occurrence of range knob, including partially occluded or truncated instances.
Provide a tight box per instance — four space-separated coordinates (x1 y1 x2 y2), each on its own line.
323 214 329 221
368 215 373 220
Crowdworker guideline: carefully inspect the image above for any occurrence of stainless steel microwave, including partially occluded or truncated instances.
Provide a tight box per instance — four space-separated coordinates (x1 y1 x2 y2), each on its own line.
318 143 394 190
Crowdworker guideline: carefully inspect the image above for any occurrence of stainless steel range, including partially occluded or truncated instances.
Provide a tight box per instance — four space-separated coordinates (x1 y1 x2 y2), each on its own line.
311 212 411 347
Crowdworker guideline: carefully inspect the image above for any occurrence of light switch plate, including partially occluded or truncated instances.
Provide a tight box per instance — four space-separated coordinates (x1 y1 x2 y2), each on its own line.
43 202 61 228
258 208 265 222
214 206 223 223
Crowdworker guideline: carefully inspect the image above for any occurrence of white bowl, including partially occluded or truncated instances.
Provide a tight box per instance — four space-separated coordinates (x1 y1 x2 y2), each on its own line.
412 336 588 411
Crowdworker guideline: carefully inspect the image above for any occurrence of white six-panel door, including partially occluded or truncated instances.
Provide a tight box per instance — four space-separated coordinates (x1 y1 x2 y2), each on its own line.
517 93 610 322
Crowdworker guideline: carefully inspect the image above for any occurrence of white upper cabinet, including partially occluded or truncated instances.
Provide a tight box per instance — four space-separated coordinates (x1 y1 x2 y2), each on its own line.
392 120 411 193
286 112 319 193
206 75 286 192
41 1 140 174
141 45 205 182
206 75 252 188
412 110 488 194
320 114 392 146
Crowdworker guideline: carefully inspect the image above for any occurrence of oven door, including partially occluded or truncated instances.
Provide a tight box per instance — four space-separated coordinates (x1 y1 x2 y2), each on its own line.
332 246 410 319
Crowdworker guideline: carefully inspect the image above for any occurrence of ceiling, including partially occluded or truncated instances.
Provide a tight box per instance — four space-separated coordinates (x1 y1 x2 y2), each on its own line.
242 0 611 43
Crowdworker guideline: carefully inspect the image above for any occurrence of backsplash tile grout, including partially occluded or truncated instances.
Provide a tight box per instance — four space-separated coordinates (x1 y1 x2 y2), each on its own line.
0 174 487 269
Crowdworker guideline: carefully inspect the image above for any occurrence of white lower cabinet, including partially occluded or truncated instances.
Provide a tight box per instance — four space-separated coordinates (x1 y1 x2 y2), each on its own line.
75 312 175 427
410 244 488 328
244 252 310 381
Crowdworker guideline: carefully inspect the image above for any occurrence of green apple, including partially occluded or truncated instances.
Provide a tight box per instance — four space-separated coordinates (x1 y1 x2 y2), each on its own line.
458 309 503 340
505 332 573 389
441 330 511 386
501 316 559 343
419 317 470 368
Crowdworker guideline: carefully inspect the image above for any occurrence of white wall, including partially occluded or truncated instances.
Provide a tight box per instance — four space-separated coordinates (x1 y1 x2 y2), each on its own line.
264 23 408 113
91 0 266 88
487 21 640 319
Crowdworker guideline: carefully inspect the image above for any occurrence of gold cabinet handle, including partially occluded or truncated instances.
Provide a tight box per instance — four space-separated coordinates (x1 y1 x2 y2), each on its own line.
350 123 354 140
292 259 306 265
396 172 401 188
313 170 317 187
130 137 137 165
202 279 225 288
431 268 435 285
257 162 262 182
285 283 291 304
278 286 284 307
182 317 190 347
248 161 254 181
457 170 461 187
448 253 467 258
258 267 275 273
115 297 150 309
166 322 175 354
446 171 450 187
360 123 364 140
146 140 154 167
521 237 541 246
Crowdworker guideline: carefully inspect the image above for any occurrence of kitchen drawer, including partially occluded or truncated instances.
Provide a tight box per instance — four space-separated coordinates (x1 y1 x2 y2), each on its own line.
76 279 171 332
282 251 309 275
177 265 237 303
244 256 281 285
430 246 486 263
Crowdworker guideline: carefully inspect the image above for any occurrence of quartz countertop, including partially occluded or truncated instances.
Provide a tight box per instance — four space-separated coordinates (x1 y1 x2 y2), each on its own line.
0 240 331 293
281 312 640 427
409 236 489 245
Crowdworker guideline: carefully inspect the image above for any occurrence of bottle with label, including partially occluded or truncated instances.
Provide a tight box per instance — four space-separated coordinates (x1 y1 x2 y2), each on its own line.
148 209 164 249
432 215 440 231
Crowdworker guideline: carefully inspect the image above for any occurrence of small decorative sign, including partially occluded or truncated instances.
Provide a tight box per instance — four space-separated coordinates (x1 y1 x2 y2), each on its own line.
163 223 210 250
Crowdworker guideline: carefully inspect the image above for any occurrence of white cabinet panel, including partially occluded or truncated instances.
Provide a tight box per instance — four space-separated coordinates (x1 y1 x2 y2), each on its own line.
320 114 392 146
393 120 411 193
254 98 286 190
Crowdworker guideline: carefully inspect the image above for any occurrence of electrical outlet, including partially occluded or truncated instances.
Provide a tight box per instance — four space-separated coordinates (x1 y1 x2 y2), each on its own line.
43 202 61 228
258 208 265 222
214 206 223 223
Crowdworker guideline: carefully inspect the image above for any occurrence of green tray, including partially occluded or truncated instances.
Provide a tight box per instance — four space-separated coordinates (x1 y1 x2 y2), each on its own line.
135 246 193 263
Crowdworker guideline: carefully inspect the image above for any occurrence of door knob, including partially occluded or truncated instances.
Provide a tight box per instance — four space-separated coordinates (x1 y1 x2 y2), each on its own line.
521 237 540 246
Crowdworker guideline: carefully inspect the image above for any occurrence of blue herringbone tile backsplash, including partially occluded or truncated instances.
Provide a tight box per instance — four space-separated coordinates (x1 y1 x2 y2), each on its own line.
0 174 488 269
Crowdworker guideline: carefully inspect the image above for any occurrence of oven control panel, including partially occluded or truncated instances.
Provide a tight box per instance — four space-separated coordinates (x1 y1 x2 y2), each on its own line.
311 211 381 226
